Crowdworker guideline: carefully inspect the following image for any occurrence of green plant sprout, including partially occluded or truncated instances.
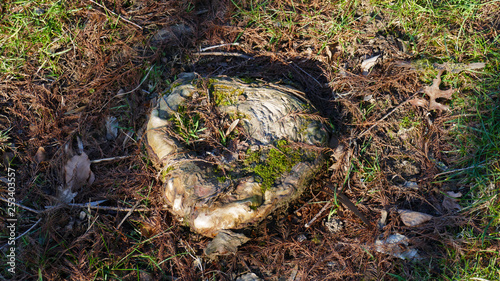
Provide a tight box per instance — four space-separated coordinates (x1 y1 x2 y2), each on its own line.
170 105 207 144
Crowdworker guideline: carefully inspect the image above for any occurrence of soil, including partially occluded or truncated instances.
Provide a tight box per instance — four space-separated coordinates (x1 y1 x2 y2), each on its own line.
0 0 495 280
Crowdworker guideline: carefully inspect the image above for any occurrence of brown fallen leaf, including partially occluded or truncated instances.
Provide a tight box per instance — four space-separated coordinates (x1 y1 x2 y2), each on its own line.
442 191 462 212
361 55 380 75
34 147 46 163
58 144 95 203
328 144 346 171
204 230 250 257
65 152 95 191
225 118 240 137
105 116 119 141
409 98 429 108
325 45 332 61
425 69 455 111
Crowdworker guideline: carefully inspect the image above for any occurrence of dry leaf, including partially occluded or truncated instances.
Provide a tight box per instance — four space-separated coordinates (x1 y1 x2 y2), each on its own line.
398 209 433 226
425 69 455 111
204 230 250 257
65 152 95 190
361 55 380 75
447 191 462 198
115 88 126 98
57 186 78 204
442 191 462 212
378 209 388 229
236 273 263 281
325 45 332 60
105 116 119 140
375 233 420 260
409 98 429 108
34 147 46 163
329 145 346 171
225 119 240 137
59 152 95 203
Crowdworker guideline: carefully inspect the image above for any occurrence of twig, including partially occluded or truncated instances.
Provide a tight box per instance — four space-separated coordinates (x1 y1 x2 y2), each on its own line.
305 201 331 228
196 52 252 59
200 43 240 52
89 0 143 30
117 201 140 228
358 93 418 138
336 193 373 227
91 155 131 164
290 63 323 88
114 65 154 98
0 197 40 214
45 202 152 212
0 218 42 251
434 164 483 178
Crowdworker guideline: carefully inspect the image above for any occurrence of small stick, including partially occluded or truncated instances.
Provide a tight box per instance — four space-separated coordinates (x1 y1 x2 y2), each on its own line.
305 201 331 228
196 52 252 59
433 164 483 178
89 0 143 30
200 43 240 52
291 63 323 88
45 202 153 212
325 184 373 227
91 155 131 164
358 93 418 138
0 197 40 214
0 218 42 251
117 201 140 228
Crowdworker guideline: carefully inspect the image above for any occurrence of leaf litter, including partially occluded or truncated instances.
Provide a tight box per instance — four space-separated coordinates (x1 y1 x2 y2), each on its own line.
410 69 455 112
58 138 95 203
1 0 495 280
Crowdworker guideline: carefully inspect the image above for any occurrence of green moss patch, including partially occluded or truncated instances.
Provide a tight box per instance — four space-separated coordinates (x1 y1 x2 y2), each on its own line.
209 80 245 106
244 140 303 191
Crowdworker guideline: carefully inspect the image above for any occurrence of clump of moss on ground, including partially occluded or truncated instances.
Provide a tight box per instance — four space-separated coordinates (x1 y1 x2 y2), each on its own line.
208 78 245 106
244 140 303 191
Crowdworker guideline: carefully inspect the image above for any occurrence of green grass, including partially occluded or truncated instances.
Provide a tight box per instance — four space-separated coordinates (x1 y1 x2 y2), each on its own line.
170 105 207 145
0 0 79 77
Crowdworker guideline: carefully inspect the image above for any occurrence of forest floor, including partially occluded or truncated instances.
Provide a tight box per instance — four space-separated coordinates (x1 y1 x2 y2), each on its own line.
0 0 499 280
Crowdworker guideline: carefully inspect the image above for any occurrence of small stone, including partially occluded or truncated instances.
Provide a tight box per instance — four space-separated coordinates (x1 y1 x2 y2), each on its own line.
325 217 343 233
79 211 86 220
326 261 337 267
402 181 419 190
33 7 45 15
398 209 433 227
297 234 307 242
